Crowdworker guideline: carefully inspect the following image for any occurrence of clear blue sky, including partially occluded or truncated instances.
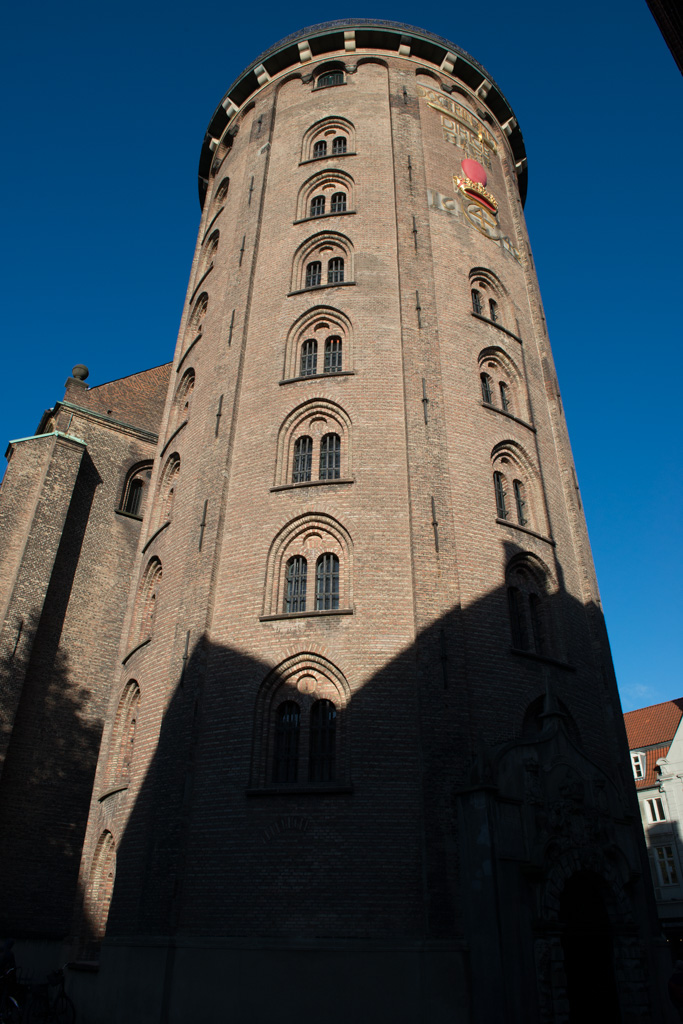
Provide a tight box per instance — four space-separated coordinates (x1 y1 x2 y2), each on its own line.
1 0 681 711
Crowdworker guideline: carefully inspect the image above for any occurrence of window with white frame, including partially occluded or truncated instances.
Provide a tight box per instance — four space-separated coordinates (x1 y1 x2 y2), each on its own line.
645 797 666 823
655 845 678 886
631 752 646 779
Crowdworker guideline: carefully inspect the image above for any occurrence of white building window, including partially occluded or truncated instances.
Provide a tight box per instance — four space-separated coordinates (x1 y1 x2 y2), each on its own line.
655 845 678 886
631 752 646 779
645 797 666 823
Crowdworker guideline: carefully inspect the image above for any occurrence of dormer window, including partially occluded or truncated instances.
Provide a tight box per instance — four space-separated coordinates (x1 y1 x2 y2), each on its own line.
631 752 646 779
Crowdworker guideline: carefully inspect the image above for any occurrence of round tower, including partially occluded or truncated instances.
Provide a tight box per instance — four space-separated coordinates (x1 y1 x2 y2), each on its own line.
75 21 667 1023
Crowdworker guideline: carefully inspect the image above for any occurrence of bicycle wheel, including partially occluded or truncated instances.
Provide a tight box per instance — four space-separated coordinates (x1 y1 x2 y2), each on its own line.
54 994 76 1024
0 996 22 1024
26 992 50 1024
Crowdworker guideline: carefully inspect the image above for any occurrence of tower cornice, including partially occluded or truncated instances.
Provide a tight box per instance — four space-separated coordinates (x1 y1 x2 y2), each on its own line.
198 19 527 207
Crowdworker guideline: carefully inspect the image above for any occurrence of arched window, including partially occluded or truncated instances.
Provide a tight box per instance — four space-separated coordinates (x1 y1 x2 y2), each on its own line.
309 699 337 782
313 140 327 159
292 436 313 483
330 192 346 213
284 556 307 613
489 298 498 322
332 136 347 155
513 479 527 526
324 336 342 374
480 372 493 405
214 177 229 206
272 702 301 782
310 195 325 218
494 471 508 520
159 454 180 523
85 831 116 955
499 381 510 412
305 261 322 288
472 289 483 315
300 338 318 376
317 70 344 88
319 433 341 480
316 553 339 610
506 558 552 655
124 478 144 516
138 558 162 640
328 257 344 284
171 368 195 434
109 680 140 785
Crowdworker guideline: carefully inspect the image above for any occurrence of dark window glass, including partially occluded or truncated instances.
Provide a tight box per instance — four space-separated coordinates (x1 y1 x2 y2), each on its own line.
313 140 327 159
471 289 482 315
300 339 318 376
332 136 347 155
324 336 342 374
494 471 508 519
319 433 341 480
318 71 344 88
309 699 337 782
310 195 325 218
489 298 498 322
272 701 300 782
305 261 322 288
292 436 313 483
513 480 527 526
480 373 493 405
284 556 307 613
507 586 528 650
124 478 144 516
528 593 545 654
316 553 339 610
499 381 510 412
328 257 344 284
330 191 346 213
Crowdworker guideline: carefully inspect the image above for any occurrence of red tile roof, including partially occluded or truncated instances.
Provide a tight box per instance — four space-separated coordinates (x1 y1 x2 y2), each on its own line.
634 744 670 790
624 698 683 749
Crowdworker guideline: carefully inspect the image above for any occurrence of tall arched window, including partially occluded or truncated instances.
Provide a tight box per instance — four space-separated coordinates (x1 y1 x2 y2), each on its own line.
319 433 341 480
284 556 307 613
494 471 508 520
124 478 144 516
332 136 347 155
506 558 552 655
324 336 342 374
272 702 301 782
330 192 346 213
310 195 325 218
507 586 528 650
489 298 498 322
472 289 483 315
309 700 337 782
499 381 510 412
138 558 162 641
316 553 339 610
513 480 527 526
85 831 116 955
480 372 493 405
328 257 344 284
300 339 318 376
313 140 327 159
306 261 322 287
292 436 313 483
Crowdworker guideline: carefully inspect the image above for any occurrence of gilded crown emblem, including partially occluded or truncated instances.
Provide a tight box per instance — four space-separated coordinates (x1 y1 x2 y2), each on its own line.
455 158 498 214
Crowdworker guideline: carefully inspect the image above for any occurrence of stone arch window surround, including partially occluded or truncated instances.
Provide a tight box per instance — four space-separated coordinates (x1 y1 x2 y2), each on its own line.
106 680 141 787
491 440 545 536
296 169 355 223
273 398 353 489
249 651 352 792
301 116 355 164
119 462 153 519
261 513 353 619
478 346 531 425
469 267 514 332
282 306 354 383
291 232 354 295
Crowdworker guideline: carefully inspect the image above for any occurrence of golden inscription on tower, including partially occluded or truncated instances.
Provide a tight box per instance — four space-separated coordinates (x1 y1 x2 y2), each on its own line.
417 85 497 168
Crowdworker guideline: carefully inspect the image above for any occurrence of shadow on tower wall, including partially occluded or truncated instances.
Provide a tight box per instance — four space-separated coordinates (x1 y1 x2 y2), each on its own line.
70 540 671 1023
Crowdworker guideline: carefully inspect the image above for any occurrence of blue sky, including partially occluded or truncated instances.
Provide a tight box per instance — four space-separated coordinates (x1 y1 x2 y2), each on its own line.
1 0 681 711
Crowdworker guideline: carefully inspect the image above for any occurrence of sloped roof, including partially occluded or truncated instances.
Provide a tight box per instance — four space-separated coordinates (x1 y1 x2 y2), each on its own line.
624 698 683 749
78 363 172 435
635 744 670 790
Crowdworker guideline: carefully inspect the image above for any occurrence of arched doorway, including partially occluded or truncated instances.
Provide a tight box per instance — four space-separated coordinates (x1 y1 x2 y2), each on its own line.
559 871 621 1023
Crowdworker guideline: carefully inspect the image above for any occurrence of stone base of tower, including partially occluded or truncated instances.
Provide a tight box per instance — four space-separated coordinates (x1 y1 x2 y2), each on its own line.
68 939 470 1024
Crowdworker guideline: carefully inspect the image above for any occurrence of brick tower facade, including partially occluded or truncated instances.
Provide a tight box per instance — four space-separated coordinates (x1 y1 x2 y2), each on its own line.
1 19 670 1024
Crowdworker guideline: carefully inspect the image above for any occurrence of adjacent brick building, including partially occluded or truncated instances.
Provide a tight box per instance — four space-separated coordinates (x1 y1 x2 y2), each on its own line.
0 19 672 1023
